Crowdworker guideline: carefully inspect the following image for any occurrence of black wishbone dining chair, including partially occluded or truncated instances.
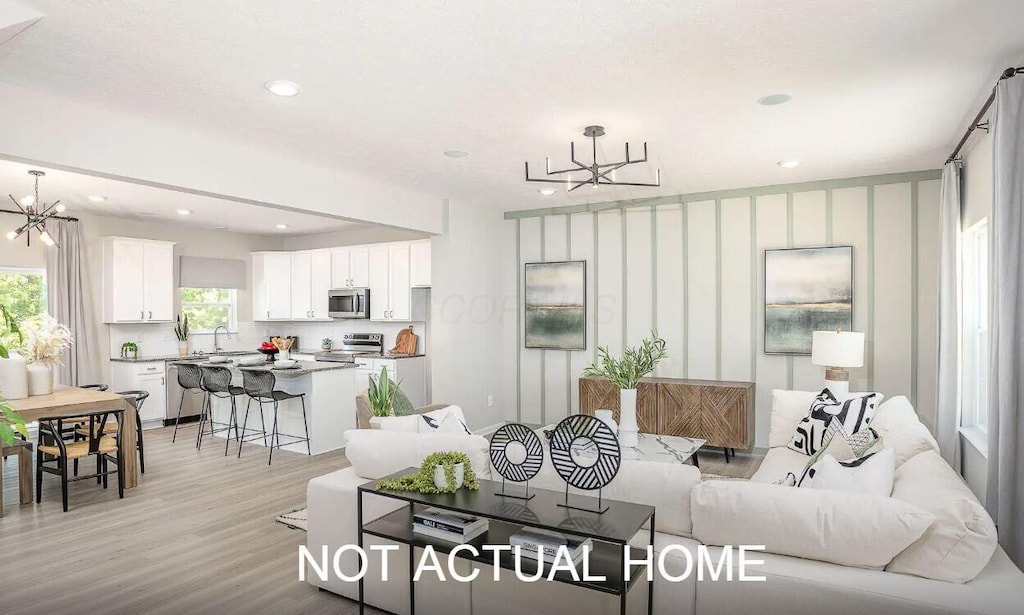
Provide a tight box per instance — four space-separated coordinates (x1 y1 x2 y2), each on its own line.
37 408 125 512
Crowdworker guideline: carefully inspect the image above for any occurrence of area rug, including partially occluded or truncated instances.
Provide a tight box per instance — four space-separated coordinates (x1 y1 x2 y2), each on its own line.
275 507 308 531
700 472 747 481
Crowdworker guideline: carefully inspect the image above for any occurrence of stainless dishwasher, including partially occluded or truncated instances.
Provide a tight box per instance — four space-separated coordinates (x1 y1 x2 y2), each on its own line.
164 362 202 422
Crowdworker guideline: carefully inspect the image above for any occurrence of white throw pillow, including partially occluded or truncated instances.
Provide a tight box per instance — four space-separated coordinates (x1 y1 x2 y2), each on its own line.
870 396 940 466
691 480 934 569
886 450 998 583
769 390 820 448
436 412 472 435
417 405 469 433
343 429 491 480
800 448 896 497
378 414 422 433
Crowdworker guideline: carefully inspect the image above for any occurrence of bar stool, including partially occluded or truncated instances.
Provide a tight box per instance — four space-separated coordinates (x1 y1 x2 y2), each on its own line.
240 369 310 465
197 364 245 456
171 363 204 443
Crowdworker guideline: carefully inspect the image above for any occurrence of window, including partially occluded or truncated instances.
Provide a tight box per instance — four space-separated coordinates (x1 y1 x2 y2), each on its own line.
962 219 989 431
180 288 237 333
0 267 47 352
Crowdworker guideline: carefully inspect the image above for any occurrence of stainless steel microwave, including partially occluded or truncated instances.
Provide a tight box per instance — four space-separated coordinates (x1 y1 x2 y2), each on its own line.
328 288 370 319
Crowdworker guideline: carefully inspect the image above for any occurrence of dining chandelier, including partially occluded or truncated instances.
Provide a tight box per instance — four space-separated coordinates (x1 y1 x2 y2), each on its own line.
524 125 661 192
6 170 64 247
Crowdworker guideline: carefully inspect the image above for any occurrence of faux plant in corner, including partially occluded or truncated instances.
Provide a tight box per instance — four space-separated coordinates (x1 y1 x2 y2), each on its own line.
0 304 28 446
174 313 190 357
377 451 480 494
367 365 397 418
582 330 667 448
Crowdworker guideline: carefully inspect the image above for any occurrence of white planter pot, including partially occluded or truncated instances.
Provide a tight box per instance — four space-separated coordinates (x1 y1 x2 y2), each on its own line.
433 462 465 491
178 341 190 357
618 388 639 448
0 353 29 400
27 362 54 396
595 409 618 434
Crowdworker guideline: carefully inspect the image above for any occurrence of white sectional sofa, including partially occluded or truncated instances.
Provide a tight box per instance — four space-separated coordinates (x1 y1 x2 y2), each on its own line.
305 399 1024 614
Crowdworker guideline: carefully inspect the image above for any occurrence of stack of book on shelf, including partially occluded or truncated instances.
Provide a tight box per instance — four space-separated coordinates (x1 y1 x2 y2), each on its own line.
412 508 488 543
509 528 593 565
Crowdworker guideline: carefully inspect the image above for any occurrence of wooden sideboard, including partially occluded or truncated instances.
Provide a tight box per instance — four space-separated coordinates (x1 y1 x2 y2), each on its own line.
579 376 755 450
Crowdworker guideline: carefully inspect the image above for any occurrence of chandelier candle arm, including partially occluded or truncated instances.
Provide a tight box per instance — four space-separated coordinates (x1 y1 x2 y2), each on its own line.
525 125 661 190
4 170 65 247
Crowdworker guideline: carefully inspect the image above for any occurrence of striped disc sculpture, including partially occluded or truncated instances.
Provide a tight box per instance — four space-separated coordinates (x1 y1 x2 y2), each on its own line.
550 414 621 513
489 423 544 499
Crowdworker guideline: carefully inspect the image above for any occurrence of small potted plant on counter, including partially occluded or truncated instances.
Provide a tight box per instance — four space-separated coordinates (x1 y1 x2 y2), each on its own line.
120 341 139 359
377 451 480 494
321 337 333 351
174 313 190 357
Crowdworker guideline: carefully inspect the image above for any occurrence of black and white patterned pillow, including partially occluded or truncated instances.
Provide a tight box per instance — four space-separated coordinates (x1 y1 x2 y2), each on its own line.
787 389 880 455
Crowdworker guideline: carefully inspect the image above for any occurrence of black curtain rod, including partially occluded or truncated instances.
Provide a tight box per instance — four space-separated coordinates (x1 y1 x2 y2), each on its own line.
946 66 1024 164
0 208 80 222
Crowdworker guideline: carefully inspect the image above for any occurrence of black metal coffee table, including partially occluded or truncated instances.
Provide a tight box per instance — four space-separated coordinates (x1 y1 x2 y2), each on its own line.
358 469 656 615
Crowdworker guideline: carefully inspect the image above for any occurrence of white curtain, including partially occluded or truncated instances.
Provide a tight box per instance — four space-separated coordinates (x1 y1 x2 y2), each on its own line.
45 220 99 386
987 74 1024 566
936 161 962 469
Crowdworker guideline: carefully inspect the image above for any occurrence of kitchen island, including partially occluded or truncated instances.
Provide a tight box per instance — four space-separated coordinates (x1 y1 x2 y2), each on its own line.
171 359 358 455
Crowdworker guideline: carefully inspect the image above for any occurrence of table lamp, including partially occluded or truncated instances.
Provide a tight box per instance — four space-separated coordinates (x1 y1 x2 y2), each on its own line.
811 330 865 396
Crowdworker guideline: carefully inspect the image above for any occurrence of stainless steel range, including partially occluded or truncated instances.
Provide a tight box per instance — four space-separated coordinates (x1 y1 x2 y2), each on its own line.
313 333 384 363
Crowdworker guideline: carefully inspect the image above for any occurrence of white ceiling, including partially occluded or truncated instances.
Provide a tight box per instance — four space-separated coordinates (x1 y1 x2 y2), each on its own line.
0 0 1022 213
0 158 361 235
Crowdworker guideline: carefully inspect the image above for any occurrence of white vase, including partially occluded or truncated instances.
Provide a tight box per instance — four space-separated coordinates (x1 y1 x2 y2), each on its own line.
618 388 639 448
27 362 54 396
0 352 29 400
595 409 618 434
178 340 189 357
434 462 465 491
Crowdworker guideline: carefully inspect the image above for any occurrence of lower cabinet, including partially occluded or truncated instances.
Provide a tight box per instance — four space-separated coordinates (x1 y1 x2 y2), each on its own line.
109 361 168 429
578 376 755 449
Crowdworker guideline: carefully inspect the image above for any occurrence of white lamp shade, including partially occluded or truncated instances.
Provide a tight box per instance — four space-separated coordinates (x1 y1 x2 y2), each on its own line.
811 331 865 368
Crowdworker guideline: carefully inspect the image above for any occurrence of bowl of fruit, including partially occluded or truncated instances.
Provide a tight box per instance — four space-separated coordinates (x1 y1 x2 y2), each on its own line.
258 341 280 361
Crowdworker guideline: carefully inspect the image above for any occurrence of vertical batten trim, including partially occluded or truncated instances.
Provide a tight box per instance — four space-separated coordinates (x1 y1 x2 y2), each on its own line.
749 196 758 381
516 219 522 422
621 209 628 347
651 205 658 338
539 217 546 425
715 199 723 379
566 214 573 417
786 192 794 390
867 187 876 391
593 212 599 366
910 182 919 406
681 201 689 378
826 189 834 244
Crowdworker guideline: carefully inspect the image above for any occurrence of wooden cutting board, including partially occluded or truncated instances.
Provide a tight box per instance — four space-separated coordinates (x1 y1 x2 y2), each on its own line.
390 326 418 356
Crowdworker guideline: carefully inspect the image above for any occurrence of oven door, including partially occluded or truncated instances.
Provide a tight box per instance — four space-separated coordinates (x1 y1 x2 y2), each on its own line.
328 289 369 318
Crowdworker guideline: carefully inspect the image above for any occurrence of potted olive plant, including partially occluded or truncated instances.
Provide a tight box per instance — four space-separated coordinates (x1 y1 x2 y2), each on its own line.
582 331 667 447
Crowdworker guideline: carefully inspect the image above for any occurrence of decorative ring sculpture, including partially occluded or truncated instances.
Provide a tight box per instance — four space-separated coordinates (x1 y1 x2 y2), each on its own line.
549 414 621 491
489 423 544 483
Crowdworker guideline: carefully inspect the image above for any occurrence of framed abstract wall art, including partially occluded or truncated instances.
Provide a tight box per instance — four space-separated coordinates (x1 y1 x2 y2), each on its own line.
524 260 586 350
764 246 853 355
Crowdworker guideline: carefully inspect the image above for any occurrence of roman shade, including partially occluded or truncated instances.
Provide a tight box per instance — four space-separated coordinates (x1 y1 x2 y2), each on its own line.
178 256 246 289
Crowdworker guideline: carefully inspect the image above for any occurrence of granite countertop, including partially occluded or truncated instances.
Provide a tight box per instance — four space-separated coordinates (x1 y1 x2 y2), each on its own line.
111 350 261 363
236 361 357 377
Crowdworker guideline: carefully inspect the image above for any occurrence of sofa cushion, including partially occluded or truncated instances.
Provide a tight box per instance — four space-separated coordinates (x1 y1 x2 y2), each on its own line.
378 414 422 432
343 429 491 480
769 389 820 448
417 405 469 433
886 449 998 583
691 480 934 569
870 396 940 466
750 446 811 483
800 448 896 497
788 389 882 455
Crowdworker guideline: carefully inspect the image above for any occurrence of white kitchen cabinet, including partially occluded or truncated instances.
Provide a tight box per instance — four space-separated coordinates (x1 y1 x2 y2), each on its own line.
253 252 293 321
410 240 431 287
290 250 332 320
109 361 167 428
369 244 414 321
102 237 176 323
373 357 427 408
331 246 370 289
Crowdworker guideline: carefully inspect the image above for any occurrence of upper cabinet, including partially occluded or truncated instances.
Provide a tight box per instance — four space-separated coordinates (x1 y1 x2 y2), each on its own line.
409 240 431 288
369 244 415 321
331 246 369 289
252 252 293 321
290 249 332 320
102 237 175 323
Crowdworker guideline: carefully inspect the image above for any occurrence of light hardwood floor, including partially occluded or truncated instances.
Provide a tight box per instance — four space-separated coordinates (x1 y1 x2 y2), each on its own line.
1 428 761 614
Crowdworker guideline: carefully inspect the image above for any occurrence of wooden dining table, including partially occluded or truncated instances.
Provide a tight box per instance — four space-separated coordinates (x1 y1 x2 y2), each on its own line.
7 386 139 489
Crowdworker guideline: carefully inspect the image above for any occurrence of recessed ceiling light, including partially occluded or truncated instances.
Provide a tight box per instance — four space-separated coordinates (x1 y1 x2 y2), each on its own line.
777 159 801 168
444 150 469 158
87 195 107 203
177 209 192 215
758 93 792 106
264 80 301 97
538 189 556 196
275 224 289 229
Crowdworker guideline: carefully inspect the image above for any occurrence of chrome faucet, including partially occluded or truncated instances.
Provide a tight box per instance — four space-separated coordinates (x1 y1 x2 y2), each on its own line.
213 325 232 351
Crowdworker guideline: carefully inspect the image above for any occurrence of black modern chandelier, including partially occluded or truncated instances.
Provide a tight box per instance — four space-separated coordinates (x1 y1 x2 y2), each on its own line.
524 125 661 192
6 170 64 247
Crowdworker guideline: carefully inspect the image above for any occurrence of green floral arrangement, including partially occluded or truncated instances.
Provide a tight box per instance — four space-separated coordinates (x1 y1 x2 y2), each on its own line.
376 451 480 494
582 330 667 389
